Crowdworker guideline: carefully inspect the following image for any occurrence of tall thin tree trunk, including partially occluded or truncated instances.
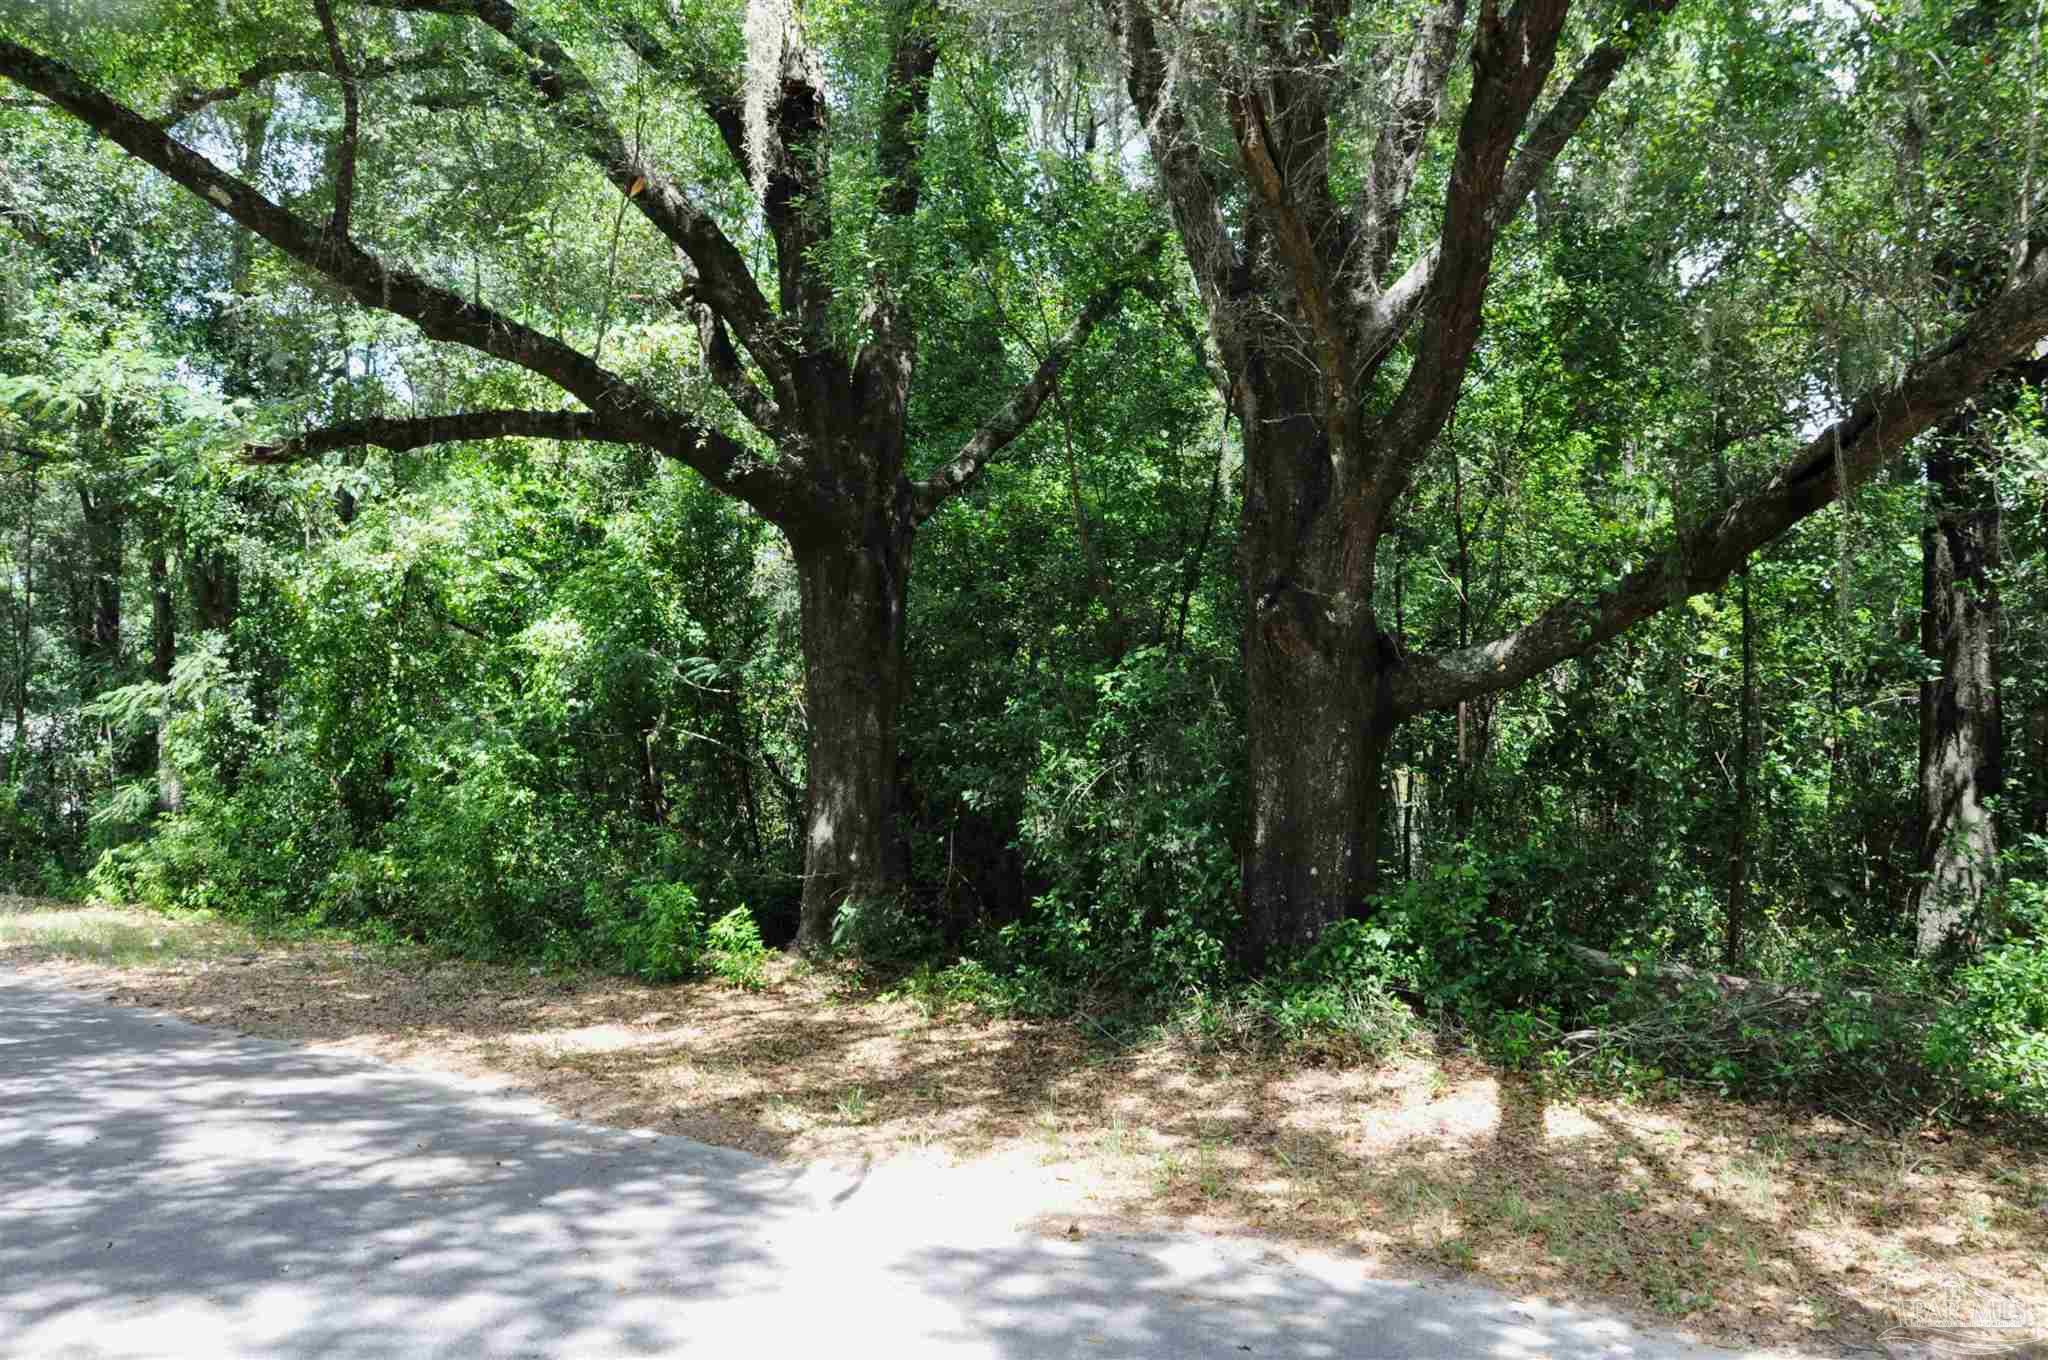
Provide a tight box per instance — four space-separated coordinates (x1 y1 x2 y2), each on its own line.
1727 562 1755 970
791 515 912 953
151 533 181 812
2028 706 2048 842
77 487 122 681
635 718 666 826
186 549 239 636
10 459 35 781
1172 407 1228 655
1915 468 2002 955
1451 448 1478 832
1053 385 1127 662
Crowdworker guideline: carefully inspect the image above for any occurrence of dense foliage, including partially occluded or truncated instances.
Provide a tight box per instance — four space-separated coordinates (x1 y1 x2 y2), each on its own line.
2 0 2047 1130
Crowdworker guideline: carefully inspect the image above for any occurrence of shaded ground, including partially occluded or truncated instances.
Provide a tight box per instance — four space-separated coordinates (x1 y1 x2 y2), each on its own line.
6 898 2045 1356
2 971 1790 1360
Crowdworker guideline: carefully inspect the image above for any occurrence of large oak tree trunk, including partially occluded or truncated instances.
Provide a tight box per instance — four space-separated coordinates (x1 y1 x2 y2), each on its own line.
1915 485 2002 956
1242 642 1394 971
792 512 912 954
1236 383 1396 971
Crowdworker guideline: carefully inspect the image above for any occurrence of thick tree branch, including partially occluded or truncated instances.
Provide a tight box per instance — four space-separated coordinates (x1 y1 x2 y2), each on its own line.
876 7 940 227
853 4 942 413
1367 0 1571 512
690 301 786 438
1231 87 1353 426
161 53 318 124
911 261 1158 522
0 39 786 507
1499 0 1678 219
359 0 796 413
1242 0 1354 303
1355 0 1677 391
157 47 452 125
1390 255 2048 719
606 18 838 362
1111 0 1245 373
1352 0 1468 294
242 409 634 463
312 0 359 239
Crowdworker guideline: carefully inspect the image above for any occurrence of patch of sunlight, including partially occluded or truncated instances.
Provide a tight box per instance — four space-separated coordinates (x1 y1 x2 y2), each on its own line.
0 905 254 964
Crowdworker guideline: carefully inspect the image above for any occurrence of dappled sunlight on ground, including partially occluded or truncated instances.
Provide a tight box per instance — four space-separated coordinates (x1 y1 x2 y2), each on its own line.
7 900 2046 1356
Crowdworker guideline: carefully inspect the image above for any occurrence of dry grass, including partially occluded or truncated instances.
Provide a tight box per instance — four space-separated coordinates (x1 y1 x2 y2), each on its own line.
7 899 2047 1355
0 895 263 964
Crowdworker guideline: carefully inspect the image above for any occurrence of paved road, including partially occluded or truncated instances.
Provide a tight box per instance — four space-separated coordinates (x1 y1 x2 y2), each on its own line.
0 973 1801 1359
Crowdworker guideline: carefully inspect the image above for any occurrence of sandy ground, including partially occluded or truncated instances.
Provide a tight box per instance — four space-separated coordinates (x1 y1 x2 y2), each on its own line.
6 900 2046 1357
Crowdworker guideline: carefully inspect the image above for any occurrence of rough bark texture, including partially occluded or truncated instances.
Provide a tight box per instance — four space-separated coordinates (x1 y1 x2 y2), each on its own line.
1914 473 2002 957
1242 645 1393 969
1236 356 1395 970
793 520 912 953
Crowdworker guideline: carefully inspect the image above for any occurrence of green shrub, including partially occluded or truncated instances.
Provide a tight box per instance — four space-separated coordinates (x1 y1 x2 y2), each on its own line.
1005 647 1242 995
706 906 769 989
1926 879 2048 1123
1371 846 1593 1019
588 880 706 981
886 956 1074 1018
1153 914 1421 1063
1243 977 1417 1061
831 892 933 964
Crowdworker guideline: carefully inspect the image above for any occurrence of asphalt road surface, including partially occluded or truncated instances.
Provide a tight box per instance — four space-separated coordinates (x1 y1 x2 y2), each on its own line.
0 972 1804 1359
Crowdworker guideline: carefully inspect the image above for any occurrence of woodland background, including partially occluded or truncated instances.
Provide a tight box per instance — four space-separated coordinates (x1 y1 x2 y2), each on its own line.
2 0 2047 1128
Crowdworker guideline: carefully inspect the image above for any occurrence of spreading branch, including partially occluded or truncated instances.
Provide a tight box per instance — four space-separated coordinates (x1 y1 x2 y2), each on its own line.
1389 250 2048 718
1499 0 1677 219
158 47 452 125
1230 87 1352 424
853 5 942 413
312 0 359 239
358 0 796 413
1352 0 1469 293
1368 0 1571 515
1235 0 1354 332
0 39 787 508
1355 0 1679 397
1110 0 1245 372
608 19 838 359
241 409 635 464
161 53 320 124
689 300 787 438
875 7 940 229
